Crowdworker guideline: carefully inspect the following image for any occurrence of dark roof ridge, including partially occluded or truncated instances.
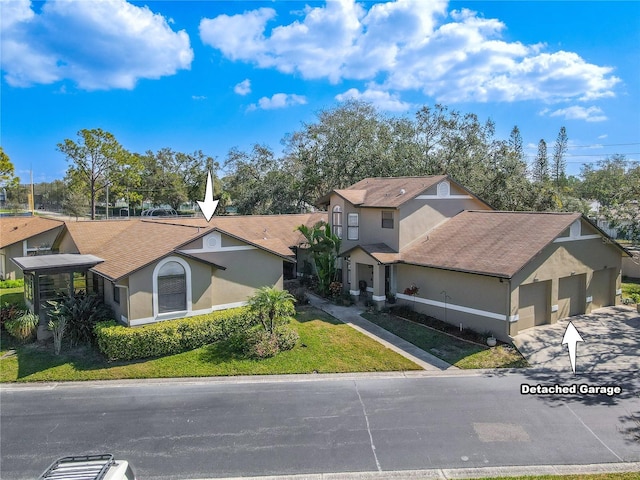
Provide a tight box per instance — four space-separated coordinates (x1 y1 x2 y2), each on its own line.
464 210 580 215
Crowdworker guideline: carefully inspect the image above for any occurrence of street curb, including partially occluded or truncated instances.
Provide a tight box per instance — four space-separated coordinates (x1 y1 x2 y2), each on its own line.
190 462 640 479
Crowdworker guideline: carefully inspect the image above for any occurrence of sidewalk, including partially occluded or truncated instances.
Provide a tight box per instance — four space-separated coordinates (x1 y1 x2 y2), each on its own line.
307 293 457 371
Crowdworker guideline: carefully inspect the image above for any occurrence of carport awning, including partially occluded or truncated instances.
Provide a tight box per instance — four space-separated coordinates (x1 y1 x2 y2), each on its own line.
11 254 104 274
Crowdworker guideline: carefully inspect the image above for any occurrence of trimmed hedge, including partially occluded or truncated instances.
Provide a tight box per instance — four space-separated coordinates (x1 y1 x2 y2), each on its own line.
95 307 251 361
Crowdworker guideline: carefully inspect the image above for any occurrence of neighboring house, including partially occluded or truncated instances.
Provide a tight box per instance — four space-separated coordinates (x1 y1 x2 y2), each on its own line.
0 216 65 280
321 176 628 342
11 214 324 332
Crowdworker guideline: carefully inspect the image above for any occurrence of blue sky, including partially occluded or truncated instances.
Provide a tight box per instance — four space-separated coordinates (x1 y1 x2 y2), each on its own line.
2 0 639 184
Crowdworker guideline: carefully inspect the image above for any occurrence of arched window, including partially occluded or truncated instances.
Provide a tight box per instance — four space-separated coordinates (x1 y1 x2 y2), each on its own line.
437 180 450 198
332 205 343 239
157 261 186 314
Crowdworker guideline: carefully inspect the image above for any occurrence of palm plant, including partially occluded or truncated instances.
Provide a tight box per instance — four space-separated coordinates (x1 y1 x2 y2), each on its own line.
297 221 342 295
247 286 296 334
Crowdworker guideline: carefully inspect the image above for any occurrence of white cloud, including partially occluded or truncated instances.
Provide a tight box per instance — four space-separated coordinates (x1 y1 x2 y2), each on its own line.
234 79 252 96
335 86 412 112
199 0 619 104
192 95 207 101
546 105 608 122
1 0 193 90
248 93 307 111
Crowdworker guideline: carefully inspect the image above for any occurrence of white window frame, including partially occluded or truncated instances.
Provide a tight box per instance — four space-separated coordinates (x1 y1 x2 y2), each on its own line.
347 213 359 240
332 205 343 239
152 256 192 318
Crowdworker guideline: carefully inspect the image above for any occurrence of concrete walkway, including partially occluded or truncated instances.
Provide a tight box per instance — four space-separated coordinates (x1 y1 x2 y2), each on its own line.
307 293 457 371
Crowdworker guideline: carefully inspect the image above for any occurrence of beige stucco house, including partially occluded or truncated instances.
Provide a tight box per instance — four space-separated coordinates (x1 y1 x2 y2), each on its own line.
0 216 64 280
11 214 323 330
321 176 628 342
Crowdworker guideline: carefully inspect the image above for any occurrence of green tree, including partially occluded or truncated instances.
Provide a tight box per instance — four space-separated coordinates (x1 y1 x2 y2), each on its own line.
0 147 19 188
224 144 298 214
247 286 296 334
296 221 342 296
581 156 640 243
552 126 568 190
532 139 549 184
58 129 133 219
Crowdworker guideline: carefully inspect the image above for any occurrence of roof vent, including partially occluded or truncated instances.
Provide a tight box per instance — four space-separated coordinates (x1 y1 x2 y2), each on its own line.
399 189 406 195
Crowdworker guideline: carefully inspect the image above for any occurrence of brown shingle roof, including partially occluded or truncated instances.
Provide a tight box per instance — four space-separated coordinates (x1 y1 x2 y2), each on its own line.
152 213 327 251
63 220 136 253
399 211 582 278
66 220 204 280
343 243 399 264
62 213 328 280
0 216 64 248
333 176 448 208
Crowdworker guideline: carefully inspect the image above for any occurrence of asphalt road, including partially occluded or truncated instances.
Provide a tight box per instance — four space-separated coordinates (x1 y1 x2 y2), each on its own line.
1 370 638 480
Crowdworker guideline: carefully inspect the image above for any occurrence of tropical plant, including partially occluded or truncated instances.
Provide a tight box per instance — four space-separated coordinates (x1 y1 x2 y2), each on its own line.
47 292 113 347
297 221 342 295
48 316 68 355
247 286 296 334
5 311 38 343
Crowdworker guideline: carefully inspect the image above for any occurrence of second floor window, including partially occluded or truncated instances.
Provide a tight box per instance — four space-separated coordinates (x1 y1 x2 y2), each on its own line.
382 210 394 229
332 205 343 239
347 213 359 240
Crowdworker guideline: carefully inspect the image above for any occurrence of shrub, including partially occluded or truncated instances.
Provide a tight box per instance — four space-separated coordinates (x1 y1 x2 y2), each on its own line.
329 281 342 297
47 292 113 347
0 278 24 289
1 303 22 331
95 308 250 361
274 325 299 351
5 311 38 343
244 330 281 359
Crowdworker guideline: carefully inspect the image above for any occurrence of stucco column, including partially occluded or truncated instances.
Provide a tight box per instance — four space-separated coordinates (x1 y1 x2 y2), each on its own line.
349 259 359 298
372 263 386 309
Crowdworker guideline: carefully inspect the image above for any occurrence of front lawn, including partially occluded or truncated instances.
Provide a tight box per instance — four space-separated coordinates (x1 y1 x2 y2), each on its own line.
0 286 24 307
0 307 420 382
362 311 528 369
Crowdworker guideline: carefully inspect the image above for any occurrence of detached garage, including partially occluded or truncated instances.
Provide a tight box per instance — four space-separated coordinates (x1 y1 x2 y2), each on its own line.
509 216 628 337
378 210 628 342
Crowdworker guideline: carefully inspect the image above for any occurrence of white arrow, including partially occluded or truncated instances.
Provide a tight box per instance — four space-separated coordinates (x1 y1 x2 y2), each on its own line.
197 171 219 222
561 321 584 374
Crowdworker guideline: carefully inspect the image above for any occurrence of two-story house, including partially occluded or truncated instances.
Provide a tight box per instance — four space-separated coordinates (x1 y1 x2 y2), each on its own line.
321 176 628 341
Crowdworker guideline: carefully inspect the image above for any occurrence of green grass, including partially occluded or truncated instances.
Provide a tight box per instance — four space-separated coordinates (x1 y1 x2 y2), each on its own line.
622 279 640 301
362 311 528 369
0 307 420 382
0 287 25 308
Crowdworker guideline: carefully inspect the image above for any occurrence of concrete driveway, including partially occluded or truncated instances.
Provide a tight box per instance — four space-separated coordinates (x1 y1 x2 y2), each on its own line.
512 306 640 373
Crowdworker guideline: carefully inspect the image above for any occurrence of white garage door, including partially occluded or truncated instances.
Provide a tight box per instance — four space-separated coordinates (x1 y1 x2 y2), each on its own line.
518 281 549 331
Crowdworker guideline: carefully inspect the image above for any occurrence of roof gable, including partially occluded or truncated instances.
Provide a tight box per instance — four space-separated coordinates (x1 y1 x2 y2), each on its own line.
0 216 64 248
399 211 584 278
338 176 447 208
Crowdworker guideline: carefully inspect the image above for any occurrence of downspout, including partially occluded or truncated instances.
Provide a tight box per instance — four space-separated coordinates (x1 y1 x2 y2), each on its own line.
117 285 131 327
506 278 512 339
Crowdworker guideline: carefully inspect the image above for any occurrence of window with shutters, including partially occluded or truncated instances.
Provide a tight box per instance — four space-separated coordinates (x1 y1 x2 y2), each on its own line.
157 261 186 314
